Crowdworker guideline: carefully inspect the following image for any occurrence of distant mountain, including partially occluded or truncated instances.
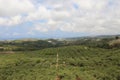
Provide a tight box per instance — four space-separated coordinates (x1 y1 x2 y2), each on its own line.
0 34 120 41
63 34 120 41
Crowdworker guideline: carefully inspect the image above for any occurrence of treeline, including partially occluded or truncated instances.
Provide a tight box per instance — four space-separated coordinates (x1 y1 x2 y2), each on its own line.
0 40 65 51
0 36 120 51
67 36 120 49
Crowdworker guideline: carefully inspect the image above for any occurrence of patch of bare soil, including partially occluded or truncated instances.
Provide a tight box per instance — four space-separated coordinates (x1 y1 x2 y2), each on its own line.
0 51 15 54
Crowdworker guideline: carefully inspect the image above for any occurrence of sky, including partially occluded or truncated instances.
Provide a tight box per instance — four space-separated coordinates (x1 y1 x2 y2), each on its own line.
0 0 120 39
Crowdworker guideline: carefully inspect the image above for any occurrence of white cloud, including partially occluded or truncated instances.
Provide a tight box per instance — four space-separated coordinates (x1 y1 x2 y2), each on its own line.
26 6 51 21
35 27 48 32
0 0 120 36
75 0 108 10
0 15 22 26
0 0 35 26
29 19 59 33
0 0 35 17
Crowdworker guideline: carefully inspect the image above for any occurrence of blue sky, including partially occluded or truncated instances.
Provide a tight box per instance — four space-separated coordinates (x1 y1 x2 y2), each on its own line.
0 0 120 39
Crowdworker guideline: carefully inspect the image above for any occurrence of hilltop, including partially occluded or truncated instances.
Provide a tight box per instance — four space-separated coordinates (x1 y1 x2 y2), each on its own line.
0 45 119 80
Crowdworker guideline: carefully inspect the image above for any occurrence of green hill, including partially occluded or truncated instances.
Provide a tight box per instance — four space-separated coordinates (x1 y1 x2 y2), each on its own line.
0 45 119 80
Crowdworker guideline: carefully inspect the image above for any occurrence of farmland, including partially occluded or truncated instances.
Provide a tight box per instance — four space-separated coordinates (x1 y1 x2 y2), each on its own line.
0 45 120 80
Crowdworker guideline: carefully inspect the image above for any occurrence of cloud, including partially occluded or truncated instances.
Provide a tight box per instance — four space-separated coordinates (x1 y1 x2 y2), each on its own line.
29 19 59 33
26 6 51 21
0 0 35 26
0 15 22 26
0 0 120 36
75 0 108 10
0 0 35 17
34 26 48 32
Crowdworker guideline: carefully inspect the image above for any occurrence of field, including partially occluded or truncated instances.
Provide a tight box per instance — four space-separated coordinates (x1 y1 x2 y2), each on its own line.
0 45 120 80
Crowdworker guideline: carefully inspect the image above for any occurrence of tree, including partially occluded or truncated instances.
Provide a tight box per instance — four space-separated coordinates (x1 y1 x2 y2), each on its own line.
115 36 119 40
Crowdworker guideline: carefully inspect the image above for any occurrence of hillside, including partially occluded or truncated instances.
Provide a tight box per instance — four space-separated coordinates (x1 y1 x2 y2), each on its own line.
0 35 120 52
109 39 120 48
0 45 119 80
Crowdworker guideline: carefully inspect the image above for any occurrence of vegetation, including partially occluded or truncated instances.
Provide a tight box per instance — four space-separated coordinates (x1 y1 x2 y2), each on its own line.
0 45 120 80
0 36 120 80
0 35 120 51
